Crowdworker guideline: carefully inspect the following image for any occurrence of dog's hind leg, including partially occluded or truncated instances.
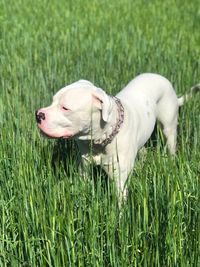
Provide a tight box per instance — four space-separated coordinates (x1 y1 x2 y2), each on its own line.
157 96 179 155
163 119 178 155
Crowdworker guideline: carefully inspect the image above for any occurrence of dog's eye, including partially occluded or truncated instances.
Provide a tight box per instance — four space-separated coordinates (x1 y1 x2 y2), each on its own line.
62 106 69 111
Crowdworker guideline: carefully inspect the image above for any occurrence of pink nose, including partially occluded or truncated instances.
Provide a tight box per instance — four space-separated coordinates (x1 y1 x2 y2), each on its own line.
36 110 46 124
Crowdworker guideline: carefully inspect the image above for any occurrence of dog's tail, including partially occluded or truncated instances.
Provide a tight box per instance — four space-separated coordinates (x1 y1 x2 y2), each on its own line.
178 83 200 106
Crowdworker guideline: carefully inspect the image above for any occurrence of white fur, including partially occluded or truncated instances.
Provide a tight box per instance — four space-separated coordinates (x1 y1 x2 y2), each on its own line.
37 73 197 202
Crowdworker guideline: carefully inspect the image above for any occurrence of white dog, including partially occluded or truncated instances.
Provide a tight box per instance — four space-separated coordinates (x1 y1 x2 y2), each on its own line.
36 73 199 200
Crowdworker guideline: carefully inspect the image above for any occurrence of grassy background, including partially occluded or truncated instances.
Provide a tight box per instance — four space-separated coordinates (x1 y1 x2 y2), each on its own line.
0 0 200 266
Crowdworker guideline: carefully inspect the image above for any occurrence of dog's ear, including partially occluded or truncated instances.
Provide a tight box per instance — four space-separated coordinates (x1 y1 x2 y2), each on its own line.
92 87 113 122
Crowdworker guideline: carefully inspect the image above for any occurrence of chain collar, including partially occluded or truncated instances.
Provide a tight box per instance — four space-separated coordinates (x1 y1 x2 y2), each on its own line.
94 96 124 147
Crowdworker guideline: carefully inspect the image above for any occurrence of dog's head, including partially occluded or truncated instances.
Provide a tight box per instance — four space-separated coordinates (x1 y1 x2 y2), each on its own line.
36 80 113 139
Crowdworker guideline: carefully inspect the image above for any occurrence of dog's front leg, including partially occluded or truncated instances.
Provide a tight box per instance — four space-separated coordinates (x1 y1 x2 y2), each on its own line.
78 156 91 180
116 169 129 205
103 163 129 205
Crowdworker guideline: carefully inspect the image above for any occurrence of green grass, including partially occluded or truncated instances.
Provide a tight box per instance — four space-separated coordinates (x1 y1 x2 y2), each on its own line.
0 0 200 266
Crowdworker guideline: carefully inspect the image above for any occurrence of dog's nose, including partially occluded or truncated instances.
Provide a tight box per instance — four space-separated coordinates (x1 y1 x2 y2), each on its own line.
35 110 46 124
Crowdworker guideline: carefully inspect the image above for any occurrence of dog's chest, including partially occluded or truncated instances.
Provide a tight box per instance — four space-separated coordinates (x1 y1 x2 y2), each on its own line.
77 141 117 167
82 153 102 165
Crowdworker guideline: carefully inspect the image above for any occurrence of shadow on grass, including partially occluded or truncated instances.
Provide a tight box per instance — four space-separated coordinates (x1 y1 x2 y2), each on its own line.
51 139 110 191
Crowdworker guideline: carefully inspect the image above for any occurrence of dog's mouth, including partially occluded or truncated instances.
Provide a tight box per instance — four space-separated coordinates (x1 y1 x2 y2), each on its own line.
40 130 57 139
39 129 73 139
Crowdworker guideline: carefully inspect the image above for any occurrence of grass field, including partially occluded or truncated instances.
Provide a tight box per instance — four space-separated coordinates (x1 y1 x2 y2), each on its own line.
0 0 200 266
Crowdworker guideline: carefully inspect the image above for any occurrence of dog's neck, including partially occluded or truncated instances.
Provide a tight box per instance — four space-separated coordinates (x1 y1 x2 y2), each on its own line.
76 96 124 148
94 96 124 146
